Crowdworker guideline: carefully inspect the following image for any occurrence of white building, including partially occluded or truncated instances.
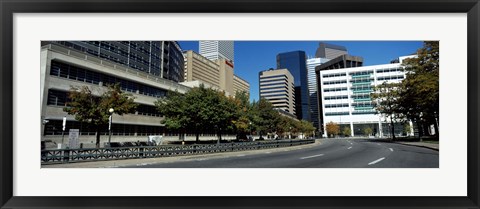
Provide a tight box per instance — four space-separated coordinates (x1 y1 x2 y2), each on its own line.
199 41 234 63
319 56 414 137
307 57 330 130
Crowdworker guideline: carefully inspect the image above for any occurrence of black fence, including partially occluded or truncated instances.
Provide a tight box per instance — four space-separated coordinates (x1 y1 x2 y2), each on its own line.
41 139 315 164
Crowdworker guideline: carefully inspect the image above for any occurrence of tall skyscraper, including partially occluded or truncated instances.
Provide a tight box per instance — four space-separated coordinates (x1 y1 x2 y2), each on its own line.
199 41 234 63
307 57 330 131
276 51 310 121
259 68 296 116
42 41 185 82
315 42 348 59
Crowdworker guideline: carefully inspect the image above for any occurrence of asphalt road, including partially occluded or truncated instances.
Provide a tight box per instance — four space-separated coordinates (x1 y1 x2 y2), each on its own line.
122 138 439 168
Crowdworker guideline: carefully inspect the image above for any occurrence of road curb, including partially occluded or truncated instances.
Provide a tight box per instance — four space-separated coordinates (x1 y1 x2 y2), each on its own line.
394 142 439 151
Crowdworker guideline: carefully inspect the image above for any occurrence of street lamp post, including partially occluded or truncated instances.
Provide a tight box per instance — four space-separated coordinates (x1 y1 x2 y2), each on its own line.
108 108 114 145
289 126 292 139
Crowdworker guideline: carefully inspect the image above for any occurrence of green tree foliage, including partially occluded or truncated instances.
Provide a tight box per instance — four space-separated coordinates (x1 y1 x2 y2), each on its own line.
400 41 439 137
363 127 373 137
342 127 351 137
326 121 340 138
251 98 280 138
64 84 137 147
371 82 402 140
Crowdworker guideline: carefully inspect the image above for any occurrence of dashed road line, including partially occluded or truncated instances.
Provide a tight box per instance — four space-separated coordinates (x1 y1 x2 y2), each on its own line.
377 143 381 146
368 157 386 165
300 154 324 160
236 154 246 157
347 146 352 150
264 152 272 154
389 148 394 152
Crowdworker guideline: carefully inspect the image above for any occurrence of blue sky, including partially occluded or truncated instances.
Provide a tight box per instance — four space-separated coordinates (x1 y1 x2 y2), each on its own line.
178 41 423 102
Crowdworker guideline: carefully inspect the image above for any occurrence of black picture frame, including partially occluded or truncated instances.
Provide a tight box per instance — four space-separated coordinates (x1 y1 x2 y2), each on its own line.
1 0 479 208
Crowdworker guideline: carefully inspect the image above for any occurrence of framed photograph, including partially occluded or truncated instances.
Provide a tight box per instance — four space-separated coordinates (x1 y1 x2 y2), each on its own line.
1 0 479 208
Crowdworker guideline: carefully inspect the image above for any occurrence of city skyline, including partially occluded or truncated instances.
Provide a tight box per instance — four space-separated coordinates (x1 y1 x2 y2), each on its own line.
178 41 423 102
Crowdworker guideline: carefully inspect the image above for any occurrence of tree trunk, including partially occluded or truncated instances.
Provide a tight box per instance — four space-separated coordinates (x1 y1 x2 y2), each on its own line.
95 127 101 148
390 119 396 141
195 132 199 143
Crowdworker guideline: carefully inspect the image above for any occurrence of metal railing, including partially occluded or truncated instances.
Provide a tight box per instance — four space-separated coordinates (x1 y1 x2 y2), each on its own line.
41 139 315 164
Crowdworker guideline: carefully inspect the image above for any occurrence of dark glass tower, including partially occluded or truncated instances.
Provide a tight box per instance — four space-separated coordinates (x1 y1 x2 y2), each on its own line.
276 51 311 121
43 41 184 83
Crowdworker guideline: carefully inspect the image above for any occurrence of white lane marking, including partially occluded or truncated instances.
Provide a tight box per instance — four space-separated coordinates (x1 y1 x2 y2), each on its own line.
389 148 394 152
377 143 381 146
264 152 272 154
300 154 324 159
368 157 386 165
347 146 352 150
236 154 246 157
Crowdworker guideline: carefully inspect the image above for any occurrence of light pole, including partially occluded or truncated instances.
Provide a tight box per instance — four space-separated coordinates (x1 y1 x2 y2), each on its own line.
108 108 114 145
289 126 292 139
61 116 66 147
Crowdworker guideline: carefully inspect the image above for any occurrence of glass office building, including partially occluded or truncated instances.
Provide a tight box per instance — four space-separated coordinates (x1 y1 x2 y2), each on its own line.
276 51 310 121
43 41 185 83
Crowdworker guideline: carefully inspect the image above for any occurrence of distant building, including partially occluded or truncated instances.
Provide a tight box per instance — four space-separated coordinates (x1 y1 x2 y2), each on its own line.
318 56 414 137
307 57 330 131
315 42 348 59
183 50 249 97
42 41 185 83
276 51 310 121
259 68 296 115
199 41 234 63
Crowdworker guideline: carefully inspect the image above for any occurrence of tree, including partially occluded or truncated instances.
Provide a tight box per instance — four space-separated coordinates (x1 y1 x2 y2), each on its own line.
325 121 340 138
342 127 351 137
363 127 373 137
400 41 439 137
371 82 402 140
64 84 137 147
251 98 280 138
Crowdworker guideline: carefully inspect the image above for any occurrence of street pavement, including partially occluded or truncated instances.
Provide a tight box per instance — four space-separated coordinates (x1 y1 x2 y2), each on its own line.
43 138 438 168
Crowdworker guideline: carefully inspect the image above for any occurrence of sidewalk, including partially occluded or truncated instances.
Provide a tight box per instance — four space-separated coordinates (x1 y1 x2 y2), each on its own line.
395 141 439 151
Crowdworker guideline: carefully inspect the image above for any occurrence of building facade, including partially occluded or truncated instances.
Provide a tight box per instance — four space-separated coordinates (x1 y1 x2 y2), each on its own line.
183 50 249 97
43 41 185 83
315 54 364 134
307 57 330 131
276 51 310 121
259 69 296 115
315 42 348 59
319 56 414 137
199 41 234 63
41 44 191 147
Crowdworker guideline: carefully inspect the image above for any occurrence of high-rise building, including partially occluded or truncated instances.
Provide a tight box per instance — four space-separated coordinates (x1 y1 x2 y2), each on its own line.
315 54 364 135
315 42 348 59
276 51 310 121
318 55 414 138
42 41 185 83
199 41 234 63
307 57 330 131
183 50 249 97
259 69 295 116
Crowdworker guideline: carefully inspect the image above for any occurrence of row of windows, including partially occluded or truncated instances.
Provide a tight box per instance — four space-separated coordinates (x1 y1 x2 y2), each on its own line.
323 80 347 85
325 112 349 116
260 74 287 80
259 77 288 84
325 103 349 108
324 87 348 92
352 111 377 115
351 78 374 83
351 95 371 99
322 73 346 78
260 81 288 87
377 68 402 73
261 93 289 98
261 89 289 95
50 60 167 98
46 89 162 117
324 95 348 100
378 75 404 81
260 86 287 91
350 71 373 76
